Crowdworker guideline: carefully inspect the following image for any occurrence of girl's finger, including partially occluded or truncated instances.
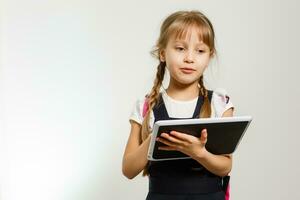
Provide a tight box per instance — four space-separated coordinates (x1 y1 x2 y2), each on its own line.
169 131 193 143
157 137 176 147
200 129 208 144
160 133 185 145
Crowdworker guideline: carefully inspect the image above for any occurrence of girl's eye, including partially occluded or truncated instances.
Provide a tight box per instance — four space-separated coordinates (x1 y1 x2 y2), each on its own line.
175 47 185 51
198 50 205 53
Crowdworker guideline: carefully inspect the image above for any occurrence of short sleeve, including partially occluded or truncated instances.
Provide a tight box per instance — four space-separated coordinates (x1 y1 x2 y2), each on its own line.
211 88 234 117
129 98 145 125
129 97 155 129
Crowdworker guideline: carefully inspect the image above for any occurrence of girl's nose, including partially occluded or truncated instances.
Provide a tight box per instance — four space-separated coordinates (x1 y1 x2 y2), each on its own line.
184 51 194 63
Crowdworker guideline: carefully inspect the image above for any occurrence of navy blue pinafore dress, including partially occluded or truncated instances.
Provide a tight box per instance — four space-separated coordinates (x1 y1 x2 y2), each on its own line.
146 91 226 200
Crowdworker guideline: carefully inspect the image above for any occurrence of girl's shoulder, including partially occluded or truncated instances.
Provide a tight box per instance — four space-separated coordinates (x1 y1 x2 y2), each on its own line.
129 94 154 126
128 95 147 125
211 88 234 117
212 88 231 102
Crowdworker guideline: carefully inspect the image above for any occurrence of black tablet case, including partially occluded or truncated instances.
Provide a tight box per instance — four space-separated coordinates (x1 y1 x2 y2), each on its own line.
152 120 250 160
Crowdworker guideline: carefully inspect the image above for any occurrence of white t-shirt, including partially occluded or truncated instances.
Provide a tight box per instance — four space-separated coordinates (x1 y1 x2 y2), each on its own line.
129 88 234 129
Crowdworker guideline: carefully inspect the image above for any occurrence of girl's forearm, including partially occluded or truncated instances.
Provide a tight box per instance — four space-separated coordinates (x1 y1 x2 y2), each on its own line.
122 136 151 179
193 149 232 177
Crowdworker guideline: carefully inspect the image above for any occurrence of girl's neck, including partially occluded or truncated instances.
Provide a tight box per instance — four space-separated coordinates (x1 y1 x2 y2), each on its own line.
165 80 200 101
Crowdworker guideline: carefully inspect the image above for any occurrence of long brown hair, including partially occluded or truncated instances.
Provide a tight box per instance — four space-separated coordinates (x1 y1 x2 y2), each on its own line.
141 10 216 176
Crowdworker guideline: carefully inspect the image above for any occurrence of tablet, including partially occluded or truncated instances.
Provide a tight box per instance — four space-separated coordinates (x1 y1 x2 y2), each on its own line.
147 116 252 161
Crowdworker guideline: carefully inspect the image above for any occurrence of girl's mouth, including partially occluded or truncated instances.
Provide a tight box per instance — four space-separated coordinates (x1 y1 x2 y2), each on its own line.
180 68 196 74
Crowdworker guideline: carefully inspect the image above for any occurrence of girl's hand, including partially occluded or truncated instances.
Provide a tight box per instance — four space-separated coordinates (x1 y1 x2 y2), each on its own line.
157 129 209 159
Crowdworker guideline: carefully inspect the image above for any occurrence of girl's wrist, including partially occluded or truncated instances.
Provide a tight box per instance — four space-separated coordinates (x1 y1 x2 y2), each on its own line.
194 147 209 161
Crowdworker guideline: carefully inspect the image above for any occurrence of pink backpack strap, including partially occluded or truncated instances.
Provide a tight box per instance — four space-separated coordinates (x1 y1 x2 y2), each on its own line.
142 95 150 118
222 175 230 200
225 183 230 200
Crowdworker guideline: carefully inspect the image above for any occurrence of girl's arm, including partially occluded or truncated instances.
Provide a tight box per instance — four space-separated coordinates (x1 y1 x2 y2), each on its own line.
122 120 151 179
193 147 232 177
157 108 234 177
193 108 233 177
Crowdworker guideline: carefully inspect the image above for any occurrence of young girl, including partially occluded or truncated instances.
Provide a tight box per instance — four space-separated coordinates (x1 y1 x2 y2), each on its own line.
122 10 234 200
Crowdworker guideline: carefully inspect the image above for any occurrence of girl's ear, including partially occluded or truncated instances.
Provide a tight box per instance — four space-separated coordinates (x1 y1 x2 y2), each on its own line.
159 50 165 62
209 49 215 58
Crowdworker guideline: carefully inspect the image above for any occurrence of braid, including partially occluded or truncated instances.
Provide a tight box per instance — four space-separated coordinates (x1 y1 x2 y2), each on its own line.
141 61 166 176
198 76 211 118
141 61 165 141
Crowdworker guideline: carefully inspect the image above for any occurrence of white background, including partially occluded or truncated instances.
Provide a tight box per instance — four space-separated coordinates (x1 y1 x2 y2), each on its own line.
1 0 299 199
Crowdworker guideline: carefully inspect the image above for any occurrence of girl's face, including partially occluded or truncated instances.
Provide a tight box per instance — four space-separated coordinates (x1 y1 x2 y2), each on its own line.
160 26 212 87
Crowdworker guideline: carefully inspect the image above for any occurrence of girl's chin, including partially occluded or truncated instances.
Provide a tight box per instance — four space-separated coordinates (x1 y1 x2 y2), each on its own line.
174 78 199 86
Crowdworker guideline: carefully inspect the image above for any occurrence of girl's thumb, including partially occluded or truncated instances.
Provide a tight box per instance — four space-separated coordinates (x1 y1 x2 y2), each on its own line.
200 129 208 144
